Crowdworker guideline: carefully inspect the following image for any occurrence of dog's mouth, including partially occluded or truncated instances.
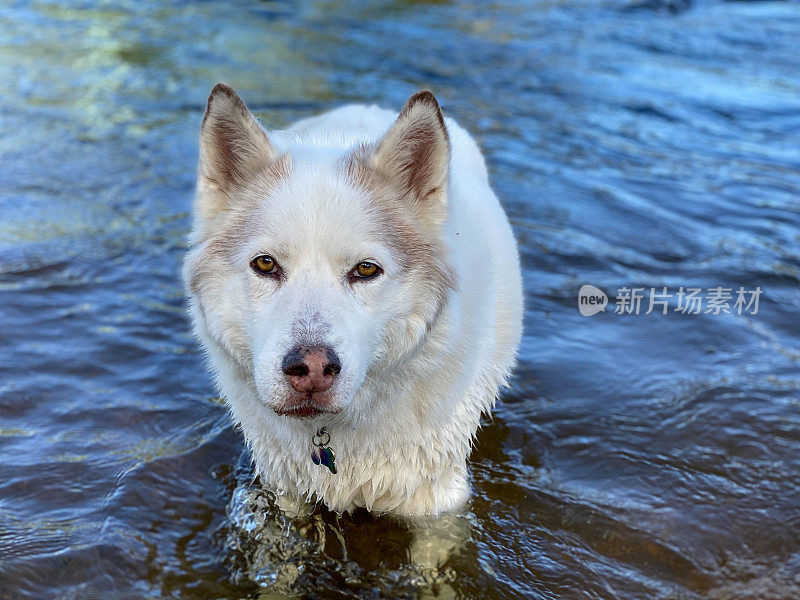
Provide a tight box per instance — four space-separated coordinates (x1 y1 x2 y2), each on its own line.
273 396 343 419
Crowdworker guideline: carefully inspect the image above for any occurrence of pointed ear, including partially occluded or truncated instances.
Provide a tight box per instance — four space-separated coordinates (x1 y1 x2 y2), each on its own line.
194 84 277 240
365 91 450 223
199 83 275 190
200 83 275 191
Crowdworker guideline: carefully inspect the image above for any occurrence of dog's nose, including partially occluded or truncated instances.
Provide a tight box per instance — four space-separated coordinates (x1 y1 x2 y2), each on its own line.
282 346 341 393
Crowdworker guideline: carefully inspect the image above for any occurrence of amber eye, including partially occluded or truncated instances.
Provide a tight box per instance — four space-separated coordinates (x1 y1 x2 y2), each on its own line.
251 255 277 275
351 261 382 280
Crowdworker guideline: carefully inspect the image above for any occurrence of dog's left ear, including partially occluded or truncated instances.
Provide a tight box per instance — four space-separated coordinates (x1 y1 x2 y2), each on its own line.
366 91 450 226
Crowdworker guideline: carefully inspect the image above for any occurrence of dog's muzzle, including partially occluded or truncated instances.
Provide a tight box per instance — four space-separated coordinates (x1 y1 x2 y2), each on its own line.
273 345 343 418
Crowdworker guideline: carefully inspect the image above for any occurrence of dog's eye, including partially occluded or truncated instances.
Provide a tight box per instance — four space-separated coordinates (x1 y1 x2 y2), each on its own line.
350 261 382 281
251 255 278 275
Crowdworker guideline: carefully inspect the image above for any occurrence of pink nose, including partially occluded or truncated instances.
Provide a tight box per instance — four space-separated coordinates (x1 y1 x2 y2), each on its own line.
282 346 341 393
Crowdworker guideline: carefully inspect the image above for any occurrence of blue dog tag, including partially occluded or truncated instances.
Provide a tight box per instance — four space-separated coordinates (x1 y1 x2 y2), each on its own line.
311 427 337 474
320 446 337 474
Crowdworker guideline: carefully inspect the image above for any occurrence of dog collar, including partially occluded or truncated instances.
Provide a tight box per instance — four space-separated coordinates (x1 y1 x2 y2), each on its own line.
311 427 337 474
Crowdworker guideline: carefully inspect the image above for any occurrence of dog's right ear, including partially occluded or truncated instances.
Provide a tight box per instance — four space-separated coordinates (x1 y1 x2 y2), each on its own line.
362 91 450 229
195 84 276 234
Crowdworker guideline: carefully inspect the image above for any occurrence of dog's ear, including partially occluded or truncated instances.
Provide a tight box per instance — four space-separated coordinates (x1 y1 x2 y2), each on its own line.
199 83 275 189
366 91 450 226
195 84 276 233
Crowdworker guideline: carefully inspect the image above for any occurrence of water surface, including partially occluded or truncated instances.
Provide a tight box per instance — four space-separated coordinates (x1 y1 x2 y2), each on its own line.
1 1 799 598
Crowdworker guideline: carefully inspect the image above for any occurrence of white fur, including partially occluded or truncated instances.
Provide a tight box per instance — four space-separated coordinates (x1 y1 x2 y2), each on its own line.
185 92 523 518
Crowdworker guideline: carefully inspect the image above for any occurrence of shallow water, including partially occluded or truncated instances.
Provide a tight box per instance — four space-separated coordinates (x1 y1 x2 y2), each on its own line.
1 1 799 598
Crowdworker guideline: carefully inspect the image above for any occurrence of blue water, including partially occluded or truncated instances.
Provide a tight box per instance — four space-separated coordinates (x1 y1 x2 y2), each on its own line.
1 1 799 598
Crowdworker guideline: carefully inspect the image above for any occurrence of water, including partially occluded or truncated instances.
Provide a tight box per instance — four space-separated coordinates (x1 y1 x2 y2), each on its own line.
1 1 799 598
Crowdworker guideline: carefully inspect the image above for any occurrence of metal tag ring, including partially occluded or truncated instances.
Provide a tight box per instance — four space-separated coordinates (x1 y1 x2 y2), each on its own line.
313 427 330 447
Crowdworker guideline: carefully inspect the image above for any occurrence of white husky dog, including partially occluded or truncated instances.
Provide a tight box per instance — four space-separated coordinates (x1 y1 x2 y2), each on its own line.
184 84 522 519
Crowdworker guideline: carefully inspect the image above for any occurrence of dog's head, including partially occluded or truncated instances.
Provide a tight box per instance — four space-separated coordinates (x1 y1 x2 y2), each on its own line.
184 84 455 420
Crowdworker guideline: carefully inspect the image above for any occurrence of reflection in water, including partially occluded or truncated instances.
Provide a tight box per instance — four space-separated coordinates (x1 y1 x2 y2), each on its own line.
1 0 799 598
223 456 468 599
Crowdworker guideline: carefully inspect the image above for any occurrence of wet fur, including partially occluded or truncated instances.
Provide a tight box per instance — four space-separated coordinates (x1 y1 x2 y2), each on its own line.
184 84 523 518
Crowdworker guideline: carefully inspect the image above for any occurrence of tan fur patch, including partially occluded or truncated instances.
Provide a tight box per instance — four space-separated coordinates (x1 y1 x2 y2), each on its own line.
346 154 458 335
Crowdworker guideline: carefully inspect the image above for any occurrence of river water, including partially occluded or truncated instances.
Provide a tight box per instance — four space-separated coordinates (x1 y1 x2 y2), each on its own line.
1 1 799 598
